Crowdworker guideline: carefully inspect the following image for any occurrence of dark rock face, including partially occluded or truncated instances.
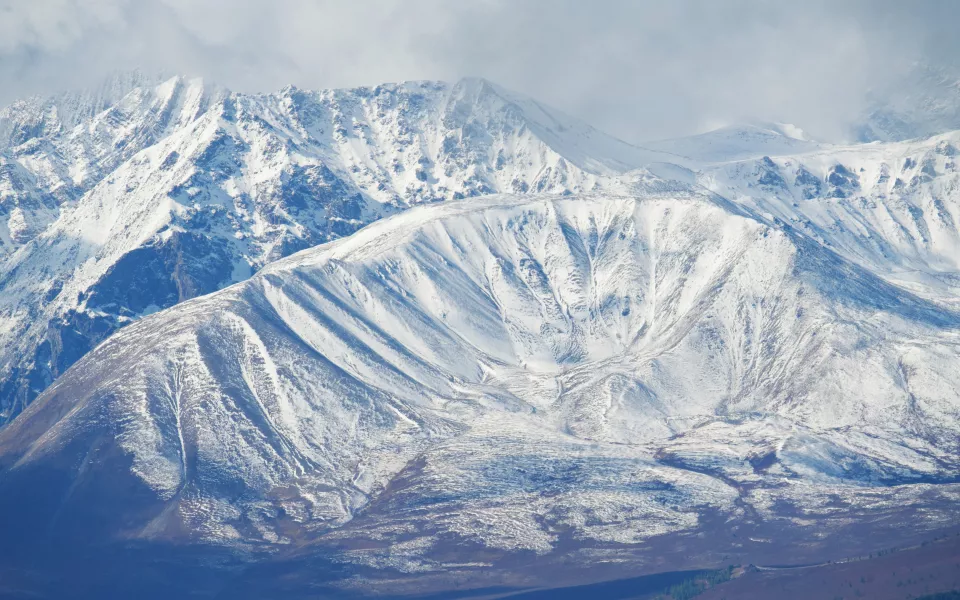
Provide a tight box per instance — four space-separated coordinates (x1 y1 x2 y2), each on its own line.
826 164 860 198
86 231 233 316
756 157 787 189
0 309 119 420
277 164 367 230
935 140 957 157
794 166 822 199
86 231 236 315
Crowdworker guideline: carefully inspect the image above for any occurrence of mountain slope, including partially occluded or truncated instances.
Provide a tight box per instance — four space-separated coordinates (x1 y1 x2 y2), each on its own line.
699 130 960 306
0 75 677 423
0 72 222 253
2 190 958 594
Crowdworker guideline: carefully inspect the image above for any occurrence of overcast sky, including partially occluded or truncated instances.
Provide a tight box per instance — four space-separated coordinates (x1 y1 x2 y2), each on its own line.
0 0 956 142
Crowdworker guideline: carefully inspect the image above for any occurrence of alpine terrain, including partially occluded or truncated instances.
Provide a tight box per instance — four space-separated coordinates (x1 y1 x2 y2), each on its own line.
0 73 675 423
1 71 960 598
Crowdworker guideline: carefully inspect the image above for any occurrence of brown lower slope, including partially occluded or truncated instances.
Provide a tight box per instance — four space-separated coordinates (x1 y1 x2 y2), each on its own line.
697 532 960 600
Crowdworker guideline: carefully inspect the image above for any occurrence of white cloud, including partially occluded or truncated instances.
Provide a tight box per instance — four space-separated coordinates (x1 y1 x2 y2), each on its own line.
0 0 125 53
0 0 949 141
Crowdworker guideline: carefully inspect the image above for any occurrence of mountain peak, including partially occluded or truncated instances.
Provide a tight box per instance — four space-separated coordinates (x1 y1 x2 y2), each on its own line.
644 122 824 162
0 71 674 423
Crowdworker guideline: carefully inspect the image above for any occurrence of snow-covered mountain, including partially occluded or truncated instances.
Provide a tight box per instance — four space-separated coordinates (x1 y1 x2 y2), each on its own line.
2 189 958 595
2 73 960 596
0 72 220 250
700 131 960 306
0 74 677 423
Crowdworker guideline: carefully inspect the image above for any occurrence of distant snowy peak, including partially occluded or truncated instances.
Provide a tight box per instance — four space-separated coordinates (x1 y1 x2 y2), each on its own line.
0 70 209 147
645 122 824 163
448 78 682 173
275 76 678 185
698 129 960 304
855 63 960 142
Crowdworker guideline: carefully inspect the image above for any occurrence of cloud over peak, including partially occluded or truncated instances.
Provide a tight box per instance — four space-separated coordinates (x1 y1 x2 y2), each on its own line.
0 0 952 142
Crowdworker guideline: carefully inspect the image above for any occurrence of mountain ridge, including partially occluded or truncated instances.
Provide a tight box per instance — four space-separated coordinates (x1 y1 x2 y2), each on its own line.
2 191 959 595
1 72 960 596
0 73 676 423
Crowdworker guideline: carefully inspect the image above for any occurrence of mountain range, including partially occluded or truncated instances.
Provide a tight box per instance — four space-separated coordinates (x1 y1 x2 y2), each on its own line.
1 71 960 598
0 74 679 423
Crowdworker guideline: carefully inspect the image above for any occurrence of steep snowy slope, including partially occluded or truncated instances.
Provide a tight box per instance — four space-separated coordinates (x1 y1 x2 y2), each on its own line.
2 190 958 588
0 75 677 423
0 72 223 254
699 131 960 306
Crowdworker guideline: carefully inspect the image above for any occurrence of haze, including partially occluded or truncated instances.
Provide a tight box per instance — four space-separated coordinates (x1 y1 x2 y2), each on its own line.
0 1 954 145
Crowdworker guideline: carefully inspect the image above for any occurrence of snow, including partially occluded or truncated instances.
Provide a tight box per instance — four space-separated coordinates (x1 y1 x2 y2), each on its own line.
0 72 960 574
0 74 673 422
3 190 959 565
698 130 960 307
644 123 824 163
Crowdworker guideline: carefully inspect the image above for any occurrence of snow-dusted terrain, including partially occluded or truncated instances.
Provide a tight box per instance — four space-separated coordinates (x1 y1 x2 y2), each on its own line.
0 74 676 422
700 131 960 306
1 72 960 596
3 186 960 587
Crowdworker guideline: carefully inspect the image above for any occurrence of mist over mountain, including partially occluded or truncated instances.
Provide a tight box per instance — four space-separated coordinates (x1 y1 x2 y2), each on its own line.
6 1 960 143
